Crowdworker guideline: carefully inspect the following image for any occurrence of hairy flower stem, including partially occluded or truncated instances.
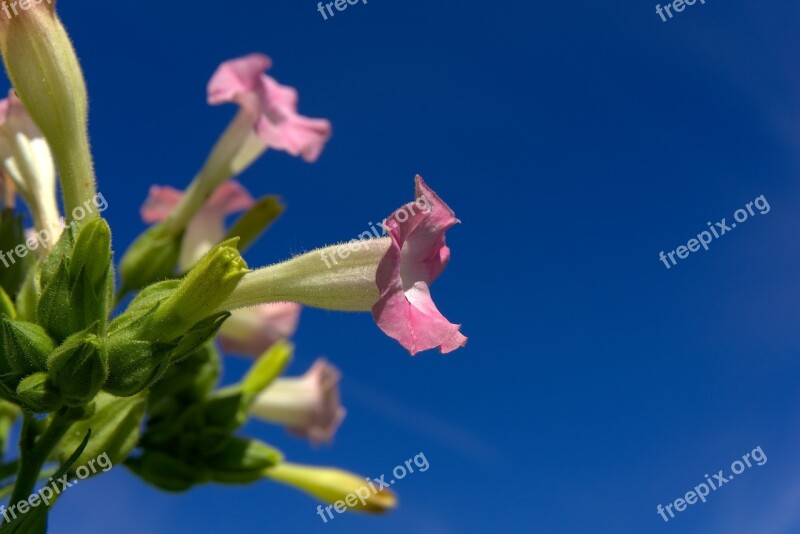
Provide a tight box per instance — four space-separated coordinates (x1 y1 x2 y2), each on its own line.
52 137 97 223
8 410 75 508
163 111 265 236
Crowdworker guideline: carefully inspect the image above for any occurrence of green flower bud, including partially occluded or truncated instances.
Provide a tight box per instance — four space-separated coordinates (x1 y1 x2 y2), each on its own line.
150 240 247 341
47 330 108 405
204 437 282 484
1 318 54 375
36 261 75 341
103 334 166 398
126 450 205 493
69 218 113 327
117 224 182 296
59 392 146 471
264 462 398 514
16 372 61 413
39 225 75 288
37 221 112 341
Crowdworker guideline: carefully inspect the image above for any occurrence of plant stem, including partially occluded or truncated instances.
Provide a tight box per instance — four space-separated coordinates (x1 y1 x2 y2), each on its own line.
8 411 73 505
51 136 97 223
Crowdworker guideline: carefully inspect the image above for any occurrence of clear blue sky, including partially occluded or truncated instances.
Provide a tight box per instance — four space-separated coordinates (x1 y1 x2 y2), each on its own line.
6 0 800 532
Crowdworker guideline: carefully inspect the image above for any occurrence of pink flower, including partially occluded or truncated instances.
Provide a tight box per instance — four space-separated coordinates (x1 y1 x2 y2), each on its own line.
141 180 255 269
219 176 467 356
372 176 468 355
250 358 346 444
207 54 331 163
219 302 302 358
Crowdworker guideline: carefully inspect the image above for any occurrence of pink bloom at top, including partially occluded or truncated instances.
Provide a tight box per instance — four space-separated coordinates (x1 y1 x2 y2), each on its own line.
372 176 468 355
207 53 331 163
142 180 255 269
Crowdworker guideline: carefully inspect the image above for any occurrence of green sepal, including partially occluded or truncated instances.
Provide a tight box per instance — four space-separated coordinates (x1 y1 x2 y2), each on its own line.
36 261 75 341
204 437 282 484
126 450 205 492
150 240 247 341
47 329 108 405
167 312 229 364
103 335 166 397
37 220 112 341
16 373 62 413
1 319 55 375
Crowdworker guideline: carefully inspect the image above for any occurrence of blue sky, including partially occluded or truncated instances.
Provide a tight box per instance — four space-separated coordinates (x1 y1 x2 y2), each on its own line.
3 0 800 532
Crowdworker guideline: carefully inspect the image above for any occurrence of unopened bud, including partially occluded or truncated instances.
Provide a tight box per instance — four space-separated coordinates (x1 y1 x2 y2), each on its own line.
47 330 108 405
16 372 61 413
1 318 54 375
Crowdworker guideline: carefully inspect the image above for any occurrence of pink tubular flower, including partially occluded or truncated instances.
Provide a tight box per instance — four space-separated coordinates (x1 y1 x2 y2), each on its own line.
207 53 332 163
141 180 255 269
250 359 346 444
219 176 467 356
372 176 468 355
219 302 302 358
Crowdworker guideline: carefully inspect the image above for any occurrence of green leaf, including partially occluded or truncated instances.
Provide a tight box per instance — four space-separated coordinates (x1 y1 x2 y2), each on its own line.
59 393 146 471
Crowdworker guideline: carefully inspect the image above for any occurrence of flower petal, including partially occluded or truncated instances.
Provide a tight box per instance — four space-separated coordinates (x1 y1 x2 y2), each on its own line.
207 54 332 162
372 176 467 355
219 302 302 357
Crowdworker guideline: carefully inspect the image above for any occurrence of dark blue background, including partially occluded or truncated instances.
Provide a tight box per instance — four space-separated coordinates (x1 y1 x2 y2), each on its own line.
6 0 800 532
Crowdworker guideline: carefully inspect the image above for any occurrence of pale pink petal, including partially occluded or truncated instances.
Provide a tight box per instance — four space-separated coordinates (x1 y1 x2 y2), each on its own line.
204 180 256 217
140 181 255 269
219 302 302 357
141 185 183 223
251 358 346 445
207 54 332 162
372 176 467 355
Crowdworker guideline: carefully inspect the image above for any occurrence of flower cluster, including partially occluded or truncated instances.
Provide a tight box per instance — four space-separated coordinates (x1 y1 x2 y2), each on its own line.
0 3 466 530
